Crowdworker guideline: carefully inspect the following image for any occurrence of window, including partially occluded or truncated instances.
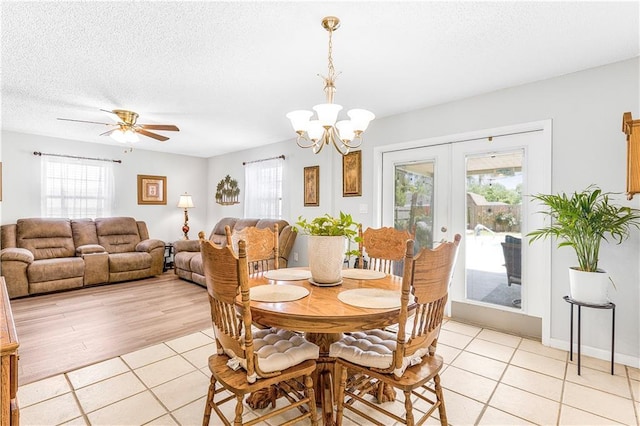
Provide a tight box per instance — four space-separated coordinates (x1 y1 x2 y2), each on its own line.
244 157 283 218
41 156 115 218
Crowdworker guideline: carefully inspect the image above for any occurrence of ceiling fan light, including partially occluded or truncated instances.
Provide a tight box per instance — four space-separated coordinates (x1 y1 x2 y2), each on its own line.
286 110 313 133
347 109 375 132
111 129 127 143
313 103 342 127
124 129 139 143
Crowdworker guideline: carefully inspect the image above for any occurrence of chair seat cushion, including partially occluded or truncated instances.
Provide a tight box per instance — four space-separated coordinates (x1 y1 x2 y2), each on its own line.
227 328 319 377
329 329 429 377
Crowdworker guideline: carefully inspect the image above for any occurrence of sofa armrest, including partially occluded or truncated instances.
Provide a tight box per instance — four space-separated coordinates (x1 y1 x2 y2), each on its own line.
0 247 34 264
174 240 201 253
136 239 165 253
278 225 297 261
76 244 106 256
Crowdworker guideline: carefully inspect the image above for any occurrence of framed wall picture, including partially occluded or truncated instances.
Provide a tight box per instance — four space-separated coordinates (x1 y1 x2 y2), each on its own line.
303 166 319 207
342 150 362 197
137 174 167 205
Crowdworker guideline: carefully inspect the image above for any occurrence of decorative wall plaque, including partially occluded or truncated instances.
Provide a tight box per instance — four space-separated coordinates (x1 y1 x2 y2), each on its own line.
215 175 240 205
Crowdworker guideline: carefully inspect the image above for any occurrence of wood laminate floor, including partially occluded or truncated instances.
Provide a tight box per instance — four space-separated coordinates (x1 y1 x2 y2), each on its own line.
9 272 210 385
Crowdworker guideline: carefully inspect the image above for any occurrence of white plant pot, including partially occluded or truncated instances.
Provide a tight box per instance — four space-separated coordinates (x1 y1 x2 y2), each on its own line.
568 267 610 305
308 235 345 284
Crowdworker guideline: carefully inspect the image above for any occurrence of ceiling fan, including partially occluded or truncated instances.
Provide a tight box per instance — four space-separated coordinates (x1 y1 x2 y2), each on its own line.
57 109 180 142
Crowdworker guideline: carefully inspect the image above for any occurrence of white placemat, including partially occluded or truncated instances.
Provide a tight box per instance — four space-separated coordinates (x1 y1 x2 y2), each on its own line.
338 288 402 309
341 269 387 280
263 269 313 281
250 285 310 302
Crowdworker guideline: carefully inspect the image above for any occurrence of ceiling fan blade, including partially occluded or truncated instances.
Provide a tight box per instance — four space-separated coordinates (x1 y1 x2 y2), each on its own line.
57 118 114 126
100 109 122 122
99 129 118 137
139 124 180 131
137 128 169 142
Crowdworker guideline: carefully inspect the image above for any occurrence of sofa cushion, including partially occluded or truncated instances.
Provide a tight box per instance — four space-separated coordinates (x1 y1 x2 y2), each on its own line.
210 217 238 239
108 252 152 272
27 257 84 283
71 218 99 247
95 217 141 253
255 219 288 232
190 254 204 276
233 218 260 232
174 251 198 271
17 218 76 260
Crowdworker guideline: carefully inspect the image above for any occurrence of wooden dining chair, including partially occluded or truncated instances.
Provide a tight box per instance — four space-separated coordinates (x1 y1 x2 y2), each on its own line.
199 233 319 426
330 234 461 426
357 224 414 274
225 223 280 272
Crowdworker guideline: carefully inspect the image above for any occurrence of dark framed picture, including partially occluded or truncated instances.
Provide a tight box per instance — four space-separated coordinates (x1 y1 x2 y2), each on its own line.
137 174 167 205
303 166 319 207
342 150 362 197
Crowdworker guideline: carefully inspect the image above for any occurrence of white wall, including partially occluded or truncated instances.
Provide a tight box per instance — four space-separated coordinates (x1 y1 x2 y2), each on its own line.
2 57 638 365
208 58 640 365
1 132 209 243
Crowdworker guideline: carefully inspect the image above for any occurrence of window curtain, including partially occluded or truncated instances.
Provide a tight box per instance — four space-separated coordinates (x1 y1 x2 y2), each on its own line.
244 157 283 218
41 156 115 218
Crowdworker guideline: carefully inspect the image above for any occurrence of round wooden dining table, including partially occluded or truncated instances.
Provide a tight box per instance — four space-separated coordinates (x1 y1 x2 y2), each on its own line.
244 268 410 425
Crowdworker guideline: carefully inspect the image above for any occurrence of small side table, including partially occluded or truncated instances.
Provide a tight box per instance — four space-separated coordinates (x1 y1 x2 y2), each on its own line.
164 243 174 272
563 295 615 375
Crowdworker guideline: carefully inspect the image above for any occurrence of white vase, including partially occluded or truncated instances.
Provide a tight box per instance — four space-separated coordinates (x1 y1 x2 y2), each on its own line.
308 235 345 284
568 267 610 305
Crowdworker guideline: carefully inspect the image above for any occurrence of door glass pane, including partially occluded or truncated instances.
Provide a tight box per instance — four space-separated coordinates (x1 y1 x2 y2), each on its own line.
465 150 523 309
393 161 435 252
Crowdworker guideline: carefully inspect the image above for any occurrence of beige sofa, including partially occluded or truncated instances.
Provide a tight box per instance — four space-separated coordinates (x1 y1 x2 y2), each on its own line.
174 218 296 286
1 217 165 298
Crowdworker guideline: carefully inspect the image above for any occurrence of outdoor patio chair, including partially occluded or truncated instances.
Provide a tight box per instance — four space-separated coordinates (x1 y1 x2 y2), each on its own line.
501 236 522 287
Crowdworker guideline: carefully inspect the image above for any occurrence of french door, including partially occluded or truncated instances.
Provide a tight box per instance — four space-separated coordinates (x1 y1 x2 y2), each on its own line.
379 124 551 322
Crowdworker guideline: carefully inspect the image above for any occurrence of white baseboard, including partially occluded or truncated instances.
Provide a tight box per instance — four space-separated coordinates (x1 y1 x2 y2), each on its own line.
547 337 640 369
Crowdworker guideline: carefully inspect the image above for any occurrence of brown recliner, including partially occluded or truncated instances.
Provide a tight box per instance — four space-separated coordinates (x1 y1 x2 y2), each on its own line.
173 217 296 286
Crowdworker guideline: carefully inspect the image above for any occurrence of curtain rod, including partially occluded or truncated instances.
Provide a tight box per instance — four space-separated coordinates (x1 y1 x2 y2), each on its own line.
243 154 285 166
33 151 122 164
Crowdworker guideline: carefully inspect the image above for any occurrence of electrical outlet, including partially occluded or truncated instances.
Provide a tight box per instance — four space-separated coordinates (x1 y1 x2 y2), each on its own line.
293 252 299 262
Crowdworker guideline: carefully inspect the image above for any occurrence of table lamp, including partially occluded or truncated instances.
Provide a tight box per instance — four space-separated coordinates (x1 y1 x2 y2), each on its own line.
177 193 194 239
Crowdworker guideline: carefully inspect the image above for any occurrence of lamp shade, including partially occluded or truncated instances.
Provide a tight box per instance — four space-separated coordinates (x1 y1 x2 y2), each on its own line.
286 110 313 132
307 120 325 141
177 194 194 209
313 103 343 127
347 109 375 132
336 120 355 142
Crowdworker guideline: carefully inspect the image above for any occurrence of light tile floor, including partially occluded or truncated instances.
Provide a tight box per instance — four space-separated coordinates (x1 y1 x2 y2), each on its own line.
18 320 640 425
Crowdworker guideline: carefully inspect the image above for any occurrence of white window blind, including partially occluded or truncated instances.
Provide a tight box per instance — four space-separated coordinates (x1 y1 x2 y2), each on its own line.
41 156 115 218
244 157 283 218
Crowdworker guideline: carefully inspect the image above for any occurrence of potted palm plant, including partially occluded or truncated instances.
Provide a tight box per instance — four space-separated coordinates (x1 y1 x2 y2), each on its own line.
294 212 360 285
528 186 640 304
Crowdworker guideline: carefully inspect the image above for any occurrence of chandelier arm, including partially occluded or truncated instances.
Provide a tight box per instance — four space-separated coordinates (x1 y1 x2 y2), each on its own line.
344 134 363 149
314 131 329 154
295 133 317 149
328 127 350 156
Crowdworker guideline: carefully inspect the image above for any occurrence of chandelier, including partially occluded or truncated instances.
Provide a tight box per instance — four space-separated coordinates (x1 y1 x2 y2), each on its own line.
286 16 375 155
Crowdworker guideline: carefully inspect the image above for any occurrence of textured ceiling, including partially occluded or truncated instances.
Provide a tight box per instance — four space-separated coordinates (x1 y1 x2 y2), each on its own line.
2 1 638 158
